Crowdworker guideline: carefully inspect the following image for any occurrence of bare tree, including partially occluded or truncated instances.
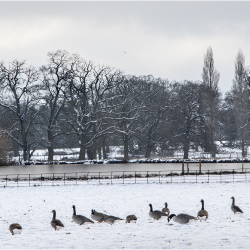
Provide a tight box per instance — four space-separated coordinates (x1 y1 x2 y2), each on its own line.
172 81 204 159
232 50 249 157
64 54 123 160
110 75 151 161
40 50 74 162
218 91 237 145
201 46 221 157
135 76 170 158
202 46 220 89
0 60 42 161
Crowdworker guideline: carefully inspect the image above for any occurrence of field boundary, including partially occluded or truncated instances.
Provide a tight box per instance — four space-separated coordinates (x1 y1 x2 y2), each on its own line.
0 168 249 188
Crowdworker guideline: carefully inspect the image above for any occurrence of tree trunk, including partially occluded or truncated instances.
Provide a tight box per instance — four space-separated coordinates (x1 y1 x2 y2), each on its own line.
47 129 54 162
87 147 93 160
102 136 107 159
98 146 102 160
48 145 54 162
145 128 153 158
91 145 96 159
242 134 246 157
145 143 151 158
183 139 189 159
79 133 88 160
123 134 129 162
211 145 216 158
92 124 97 159
106 145 110 153
211 128 216 158
204 126 211 153
79 145 86 160
12 140 19 157
23 141 28 162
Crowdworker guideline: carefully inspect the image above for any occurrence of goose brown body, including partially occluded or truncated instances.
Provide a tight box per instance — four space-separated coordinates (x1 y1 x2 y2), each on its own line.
91 209 108 222
231 197 243 214
126 214 137 223
197 199 209 221
149 204 169 220
72 205 94 225
168 213 197 224
101 216 116 225
100 215 123 224
9 223 22 235
51 210 64 231
162 202 170 215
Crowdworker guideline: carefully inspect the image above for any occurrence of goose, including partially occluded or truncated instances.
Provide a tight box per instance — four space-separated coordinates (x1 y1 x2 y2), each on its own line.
91 209 108 223
101 216 117 225
148 204 169 220
51 210 64 231
168 213 198 224
72 205 94 225
231 197 243 214
162 202 170 215
197 199 209 221
9 223 22 235
126 215 137 223
100 214 124 224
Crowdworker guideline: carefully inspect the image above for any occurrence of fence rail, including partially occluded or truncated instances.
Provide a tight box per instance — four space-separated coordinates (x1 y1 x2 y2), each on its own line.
0 168 249 188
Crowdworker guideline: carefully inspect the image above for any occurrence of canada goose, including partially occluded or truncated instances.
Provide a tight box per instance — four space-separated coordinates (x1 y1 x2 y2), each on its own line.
101 216 117 225
72 205 94 225
149 204 169 220
51 210 64 231
168 213 197 224
126 215 137 223
9 223 22 235
231 197 243 214
162 202 170 215
100 214 123 223
91 209 108 222
197 199 209 221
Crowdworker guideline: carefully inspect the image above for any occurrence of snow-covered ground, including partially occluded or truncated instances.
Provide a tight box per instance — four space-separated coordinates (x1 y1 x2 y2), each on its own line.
0 176 249 249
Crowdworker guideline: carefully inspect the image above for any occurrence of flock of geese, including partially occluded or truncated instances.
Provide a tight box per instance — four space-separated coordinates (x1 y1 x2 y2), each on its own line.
50 205 137 231
8 196 243 235
8 205 138 235
149 196 243 224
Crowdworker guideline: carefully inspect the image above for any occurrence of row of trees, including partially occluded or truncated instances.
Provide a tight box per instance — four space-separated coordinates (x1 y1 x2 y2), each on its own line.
0 48 249 162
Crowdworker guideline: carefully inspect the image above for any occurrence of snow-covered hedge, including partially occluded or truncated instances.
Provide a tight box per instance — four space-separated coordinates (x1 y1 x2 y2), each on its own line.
16 157 250 165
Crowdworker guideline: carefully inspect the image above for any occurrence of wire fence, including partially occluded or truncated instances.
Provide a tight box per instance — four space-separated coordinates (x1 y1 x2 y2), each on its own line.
0 168 249 188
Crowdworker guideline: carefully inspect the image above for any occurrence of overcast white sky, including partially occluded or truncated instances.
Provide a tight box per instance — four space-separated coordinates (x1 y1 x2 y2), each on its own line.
0 1 250 94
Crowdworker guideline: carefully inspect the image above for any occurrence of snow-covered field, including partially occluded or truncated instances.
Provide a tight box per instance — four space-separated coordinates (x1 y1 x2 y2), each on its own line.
1 177 249 249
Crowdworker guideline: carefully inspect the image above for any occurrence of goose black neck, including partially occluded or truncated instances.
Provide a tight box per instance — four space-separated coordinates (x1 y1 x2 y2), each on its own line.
149 204 153 212
168 214 175 219
72 205 76 215
168 214 176 222
165 203 168 208
201 200 204 210
52 210 56 219
232 197 235 205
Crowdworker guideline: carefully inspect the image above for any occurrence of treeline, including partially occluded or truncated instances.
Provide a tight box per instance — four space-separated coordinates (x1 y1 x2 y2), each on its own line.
0 47 250 163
